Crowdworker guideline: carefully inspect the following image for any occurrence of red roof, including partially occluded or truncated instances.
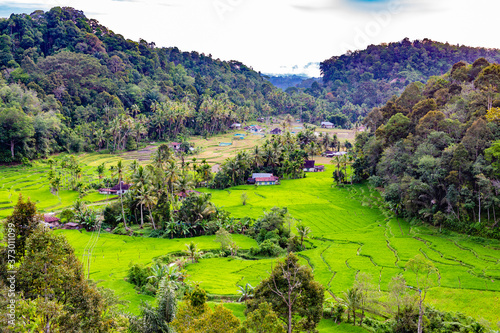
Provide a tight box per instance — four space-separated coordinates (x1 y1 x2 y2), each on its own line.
44 215 60 223
255 177 278 182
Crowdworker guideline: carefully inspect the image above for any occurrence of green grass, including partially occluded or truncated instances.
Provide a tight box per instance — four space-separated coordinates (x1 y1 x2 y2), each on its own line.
316 320 368 332
0 157 119 219
55 230 258 313
186 257 275 295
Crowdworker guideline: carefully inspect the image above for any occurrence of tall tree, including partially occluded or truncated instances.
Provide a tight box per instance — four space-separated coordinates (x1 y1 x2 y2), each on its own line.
405 255 438 333
114 160 128 230
0 107 34 159
246 253 324 333
2 194 40 262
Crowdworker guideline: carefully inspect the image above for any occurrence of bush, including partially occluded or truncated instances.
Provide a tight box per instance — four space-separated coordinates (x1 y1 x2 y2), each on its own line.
250 239 284 257
368 175 383 187
138 282 157 297
127 263 149 288
102 202 122 227
153 254 172 265
59 209 75 223
125 135 137 151
287 235 303 253
21 157 32 167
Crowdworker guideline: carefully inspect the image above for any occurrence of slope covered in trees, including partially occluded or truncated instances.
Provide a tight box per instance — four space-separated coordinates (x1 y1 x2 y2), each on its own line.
0 7 350 162
317 38 500 123
353 57 500 238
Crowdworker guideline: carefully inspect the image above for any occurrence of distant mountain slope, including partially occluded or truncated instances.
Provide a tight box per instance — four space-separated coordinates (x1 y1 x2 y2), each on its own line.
317 38 500 121
264 74 320 91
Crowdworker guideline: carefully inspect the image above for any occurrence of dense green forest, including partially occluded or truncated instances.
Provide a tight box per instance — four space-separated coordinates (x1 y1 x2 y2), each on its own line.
317 38 500 123
0 7 359 163
353 57 500 238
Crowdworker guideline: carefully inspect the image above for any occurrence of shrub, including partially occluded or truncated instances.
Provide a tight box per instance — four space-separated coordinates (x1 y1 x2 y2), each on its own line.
102 202 122 227
250 239 284 257
153 254 172 265
59 209 75 223
127 263 149 287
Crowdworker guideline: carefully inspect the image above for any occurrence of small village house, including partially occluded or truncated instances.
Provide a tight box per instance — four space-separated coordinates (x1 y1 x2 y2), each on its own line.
323 151 348 158
170 142 181 150
230 123 241 129
63 222 81 230
176 189 201 200
247 173 279 185
303 160 324 172
99 181 132 195
303 160 315 172
321 121 334 129
245 125 263 133
270 128 282 135
43 214 61 229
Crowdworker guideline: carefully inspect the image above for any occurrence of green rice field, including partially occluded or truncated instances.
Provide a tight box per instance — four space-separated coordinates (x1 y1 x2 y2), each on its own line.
0 154 122 219
2 148 500 327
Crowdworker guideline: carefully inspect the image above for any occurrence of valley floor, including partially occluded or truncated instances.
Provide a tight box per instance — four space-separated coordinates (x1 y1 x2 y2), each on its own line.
57 171 500 326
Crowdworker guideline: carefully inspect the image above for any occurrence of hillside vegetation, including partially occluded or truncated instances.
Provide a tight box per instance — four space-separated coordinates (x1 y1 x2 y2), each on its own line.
354 57 500 239
0 7 359 163
317 38 500 122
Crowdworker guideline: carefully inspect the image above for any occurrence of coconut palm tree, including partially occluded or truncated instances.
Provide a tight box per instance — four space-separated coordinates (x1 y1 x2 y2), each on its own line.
174 172 195 197
184 241 199 263
331 155 342 185
164 220 178 239
343 287 362 325
97 163 106 180
128 159 140 173
135 185 147 229
50 176 61 197
296 223 311 248
140 185 158 230
114 160 128 230
322 134 331 151
252 146 264 169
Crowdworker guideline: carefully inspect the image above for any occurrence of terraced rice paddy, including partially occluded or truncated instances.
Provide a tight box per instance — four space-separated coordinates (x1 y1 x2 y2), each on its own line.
1 134 498 326
0 157 115 219
48 170 500 325
196 171 500 324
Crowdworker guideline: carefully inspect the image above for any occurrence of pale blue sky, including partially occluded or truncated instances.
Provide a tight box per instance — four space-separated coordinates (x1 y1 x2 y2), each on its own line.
1 0 498 76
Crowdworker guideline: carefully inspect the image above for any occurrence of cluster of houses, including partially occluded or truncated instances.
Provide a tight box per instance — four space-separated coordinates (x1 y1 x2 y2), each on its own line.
246 162 325 186
243 125 263 133
99 181 132 195
42 215 81 230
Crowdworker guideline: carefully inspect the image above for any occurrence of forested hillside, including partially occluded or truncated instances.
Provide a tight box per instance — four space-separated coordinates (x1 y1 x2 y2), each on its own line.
317 38 500 122
353 57 500 238
0 7 353 163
